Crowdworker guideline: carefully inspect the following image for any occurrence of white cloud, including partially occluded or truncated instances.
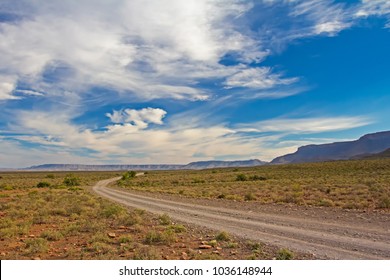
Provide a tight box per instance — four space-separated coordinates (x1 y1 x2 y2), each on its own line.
4 108 373 166
0 0 268 102
355 0 390 28
106 107 167 128
237 116 373 133
356 0 390 18
289 0 353 36
0 75 18 100
224 67 298 89
15 89 44 97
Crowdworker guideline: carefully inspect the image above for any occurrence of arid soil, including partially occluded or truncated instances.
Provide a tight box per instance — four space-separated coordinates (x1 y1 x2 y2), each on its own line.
94 177 390 260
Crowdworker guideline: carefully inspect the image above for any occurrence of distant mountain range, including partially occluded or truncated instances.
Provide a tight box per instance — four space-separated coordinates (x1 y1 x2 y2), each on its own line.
271 131 390 164
24 159 267 171
16 130 390 171
184 159 267 169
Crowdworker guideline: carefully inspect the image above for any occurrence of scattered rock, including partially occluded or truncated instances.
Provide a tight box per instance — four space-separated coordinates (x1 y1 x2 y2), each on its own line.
107 232 116 238
28 234 35 238
33 257 41 260
199 244 212 249
216 247 222 250
212 250 220 254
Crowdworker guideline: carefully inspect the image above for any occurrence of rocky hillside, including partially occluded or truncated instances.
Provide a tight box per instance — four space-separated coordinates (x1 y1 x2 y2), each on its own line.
271 131 390 164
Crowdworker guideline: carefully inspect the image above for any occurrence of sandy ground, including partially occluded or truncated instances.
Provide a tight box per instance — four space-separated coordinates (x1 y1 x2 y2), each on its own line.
93 177 390 260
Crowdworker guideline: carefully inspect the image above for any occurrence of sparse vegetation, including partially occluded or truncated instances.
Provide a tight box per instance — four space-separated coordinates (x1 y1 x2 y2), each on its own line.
36 181 51 188
236 174 247 181
216 231 230 241
2 171 297 260
122 171 137 180
63 174 80 186
158 213 172 225
2 158 388 260
117 159 390 210
276 248 294 260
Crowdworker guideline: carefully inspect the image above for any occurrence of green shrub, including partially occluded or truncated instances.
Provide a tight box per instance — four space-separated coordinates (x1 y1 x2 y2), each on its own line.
122 171 137 180
236 174 247 181
25 238 48 254
63 174 80 186
40 230 63 241
276 248 294 260
167 224 187 233
215 231 230 241
158 213 171 225
144 229 176 245
249 175 267 181
101 204 125 218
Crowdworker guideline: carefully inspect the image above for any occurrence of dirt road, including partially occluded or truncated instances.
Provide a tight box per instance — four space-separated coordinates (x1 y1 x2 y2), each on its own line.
93 177 390 259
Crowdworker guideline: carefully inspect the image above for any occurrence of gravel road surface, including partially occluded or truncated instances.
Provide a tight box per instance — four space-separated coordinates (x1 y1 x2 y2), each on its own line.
93 177 390 259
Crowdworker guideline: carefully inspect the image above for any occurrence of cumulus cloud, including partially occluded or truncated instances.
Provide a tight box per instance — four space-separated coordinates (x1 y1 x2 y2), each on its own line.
106 107 167 128
0 75 18 100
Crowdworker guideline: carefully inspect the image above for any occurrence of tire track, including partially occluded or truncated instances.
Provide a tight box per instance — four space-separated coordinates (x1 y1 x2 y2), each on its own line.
93 177 390 259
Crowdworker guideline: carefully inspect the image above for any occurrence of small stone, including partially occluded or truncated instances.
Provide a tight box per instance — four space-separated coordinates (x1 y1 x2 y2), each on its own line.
216 247 222 250
28 234 35 238
118 226 126 229
212 250 220 254
33 257 41 260
107 232 116 238
201 241 208 245
181 252 188 260
199 245 212 249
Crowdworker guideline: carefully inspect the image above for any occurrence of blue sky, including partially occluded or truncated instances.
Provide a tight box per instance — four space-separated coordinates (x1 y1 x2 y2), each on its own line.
0 0 389 168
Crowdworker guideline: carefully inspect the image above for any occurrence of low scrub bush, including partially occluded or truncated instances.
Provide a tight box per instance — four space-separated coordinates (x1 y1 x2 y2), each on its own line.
158 214 171 225
25 238 48 255
63 174 80 187
122 171 136 180
215 231 230 241
236 174 247 181
36 182 51 188
276 248 294 260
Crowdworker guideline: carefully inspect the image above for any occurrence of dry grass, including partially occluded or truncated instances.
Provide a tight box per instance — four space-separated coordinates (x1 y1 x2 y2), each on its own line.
118 159 390 210
0 171 304 260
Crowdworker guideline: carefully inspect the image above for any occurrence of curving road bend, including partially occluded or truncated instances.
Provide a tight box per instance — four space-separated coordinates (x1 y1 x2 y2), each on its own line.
93 177 390 260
